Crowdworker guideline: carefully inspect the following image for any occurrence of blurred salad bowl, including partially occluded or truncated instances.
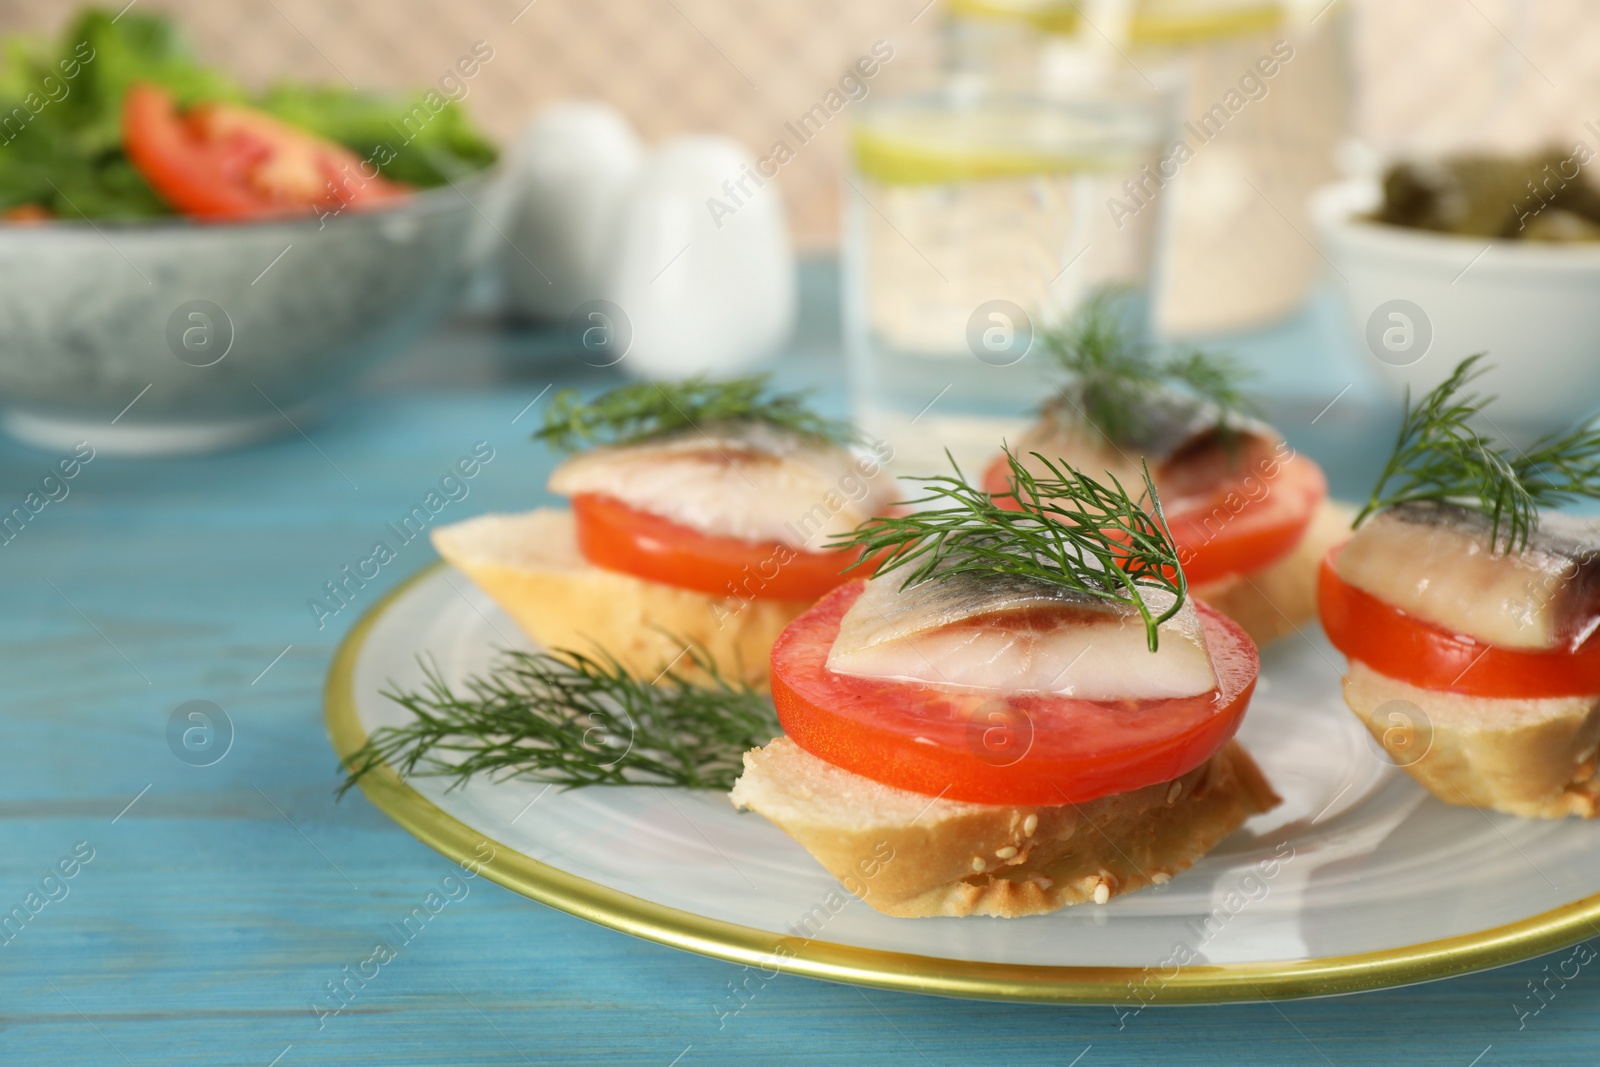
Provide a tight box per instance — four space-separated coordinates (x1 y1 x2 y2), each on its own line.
0 7 500 453
0 182 491 455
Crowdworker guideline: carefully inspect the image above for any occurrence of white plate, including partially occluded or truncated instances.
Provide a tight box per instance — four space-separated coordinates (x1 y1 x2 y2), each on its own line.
326 564 1600 1004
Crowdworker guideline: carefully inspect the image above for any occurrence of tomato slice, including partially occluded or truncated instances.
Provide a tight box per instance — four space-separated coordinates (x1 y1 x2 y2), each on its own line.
122 83 409 220
1163 452 1326 585
983 449 1326 587
770 582 1259 805
572 493 860 602
1318 549 1600 698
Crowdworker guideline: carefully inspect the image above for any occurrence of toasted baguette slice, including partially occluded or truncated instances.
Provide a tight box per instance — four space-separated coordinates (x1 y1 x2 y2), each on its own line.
1342 661 1600 819
1194 498 1353 647
730 737 1279 918
431 509 811 687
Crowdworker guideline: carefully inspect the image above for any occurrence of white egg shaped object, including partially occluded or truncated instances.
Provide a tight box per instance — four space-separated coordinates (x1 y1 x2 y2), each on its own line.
602 135 796 378
504 101 645 322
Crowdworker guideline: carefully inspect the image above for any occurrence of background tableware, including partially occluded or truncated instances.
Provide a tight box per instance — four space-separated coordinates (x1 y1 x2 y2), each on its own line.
843 78 1176 474
601 134 796 379
0 180 492 456
331 563 1600 1003
1312 178 1600 442
502 102 645 323
940 0 1355 337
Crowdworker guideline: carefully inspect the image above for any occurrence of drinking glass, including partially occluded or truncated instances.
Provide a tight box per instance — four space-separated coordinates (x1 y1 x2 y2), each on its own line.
843 78 1177 476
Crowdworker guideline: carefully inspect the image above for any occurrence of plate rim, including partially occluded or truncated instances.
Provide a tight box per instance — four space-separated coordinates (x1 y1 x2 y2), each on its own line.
325 561 1600 1005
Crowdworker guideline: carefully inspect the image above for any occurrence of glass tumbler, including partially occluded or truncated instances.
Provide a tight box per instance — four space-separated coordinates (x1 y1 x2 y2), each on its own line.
842 78 1177 477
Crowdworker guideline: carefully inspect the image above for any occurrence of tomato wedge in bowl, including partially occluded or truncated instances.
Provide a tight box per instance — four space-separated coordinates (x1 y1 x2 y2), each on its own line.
123 83 410 220
770 581 1260 806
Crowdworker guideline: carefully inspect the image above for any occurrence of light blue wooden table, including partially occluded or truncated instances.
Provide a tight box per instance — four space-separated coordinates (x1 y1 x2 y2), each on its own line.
2 264 1593 1066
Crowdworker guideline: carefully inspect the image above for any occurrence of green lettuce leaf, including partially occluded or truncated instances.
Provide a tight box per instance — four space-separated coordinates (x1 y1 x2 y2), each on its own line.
0 7 496 219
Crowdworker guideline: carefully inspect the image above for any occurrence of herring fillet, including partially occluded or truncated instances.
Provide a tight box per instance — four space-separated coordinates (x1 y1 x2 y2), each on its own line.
1336 501 1600 651
547 423 897 548
826 570 1217 700
1011 383 1277 496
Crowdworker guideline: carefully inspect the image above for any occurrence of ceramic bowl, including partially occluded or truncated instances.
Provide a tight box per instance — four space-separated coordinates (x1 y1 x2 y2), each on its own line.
1311 178 1600 442
0 177 494 455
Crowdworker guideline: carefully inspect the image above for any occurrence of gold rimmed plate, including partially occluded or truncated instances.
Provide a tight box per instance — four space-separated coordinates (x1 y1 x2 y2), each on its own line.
325 563 1600 1004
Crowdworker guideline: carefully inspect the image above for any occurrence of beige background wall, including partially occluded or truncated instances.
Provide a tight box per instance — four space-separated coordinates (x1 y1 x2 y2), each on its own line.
2 0 1595 248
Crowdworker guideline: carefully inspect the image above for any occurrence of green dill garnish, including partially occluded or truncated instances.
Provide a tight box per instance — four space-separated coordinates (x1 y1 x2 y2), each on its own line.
834 447 1186 651
1039 290 1257 444
1356 354 1600 551
338 648 778 795
533 374 856 453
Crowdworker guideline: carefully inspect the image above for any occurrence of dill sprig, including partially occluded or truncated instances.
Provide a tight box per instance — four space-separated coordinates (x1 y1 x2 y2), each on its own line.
834 447 1186 651
338 647 778 795
1356 354 1600 551
1039 290 1257 444
533 374 856 453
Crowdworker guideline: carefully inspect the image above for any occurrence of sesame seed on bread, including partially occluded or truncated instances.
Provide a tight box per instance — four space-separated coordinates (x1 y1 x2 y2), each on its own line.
730 737 1279 918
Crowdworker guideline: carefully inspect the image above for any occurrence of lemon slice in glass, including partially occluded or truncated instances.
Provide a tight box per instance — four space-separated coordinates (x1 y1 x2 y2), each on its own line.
853 94 1164 185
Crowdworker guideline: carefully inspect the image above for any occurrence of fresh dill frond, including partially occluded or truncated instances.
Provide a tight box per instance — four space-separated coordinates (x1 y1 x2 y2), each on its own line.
1357 354 1600 551
834 447 1186 651
1039 292 1160 444
533 374 856 453
338 647 778 795
1038 290 1258 444
1514 421 1600 516
1163 348 1258 425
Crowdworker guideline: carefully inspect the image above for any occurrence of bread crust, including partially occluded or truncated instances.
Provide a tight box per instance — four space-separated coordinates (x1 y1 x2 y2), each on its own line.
1194 498 1353 647
431 509 810 687
730 737 1280 918
1341 660 1600 819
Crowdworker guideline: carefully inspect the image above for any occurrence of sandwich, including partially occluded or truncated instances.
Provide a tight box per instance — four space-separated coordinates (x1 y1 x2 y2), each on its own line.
432 376 897 686
1319 355 1600 818
731 449 1280 917
986 294 1347 647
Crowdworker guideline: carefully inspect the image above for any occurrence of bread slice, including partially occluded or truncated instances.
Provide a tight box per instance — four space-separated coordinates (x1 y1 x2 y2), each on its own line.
430 509 811 687
1194 498 1353 647
1342 660 1600 819
730 737 1279 918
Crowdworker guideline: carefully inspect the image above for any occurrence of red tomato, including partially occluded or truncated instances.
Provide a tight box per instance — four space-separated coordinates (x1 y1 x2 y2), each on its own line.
122 83 409 220
572 493 860 602
770 581 1259 805
1318 549 1600 698
2 204 51 224
1163 451 1326 585
983 448 1327 587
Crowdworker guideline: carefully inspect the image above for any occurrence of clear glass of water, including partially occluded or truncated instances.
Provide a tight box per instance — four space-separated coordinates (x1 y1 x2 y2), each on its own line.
842 79 1177 476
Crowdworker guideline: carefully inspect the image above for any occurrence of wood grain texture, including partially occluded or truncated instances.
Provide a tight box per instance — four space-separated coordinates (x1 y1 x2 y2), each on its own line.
0 268 1595 1065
